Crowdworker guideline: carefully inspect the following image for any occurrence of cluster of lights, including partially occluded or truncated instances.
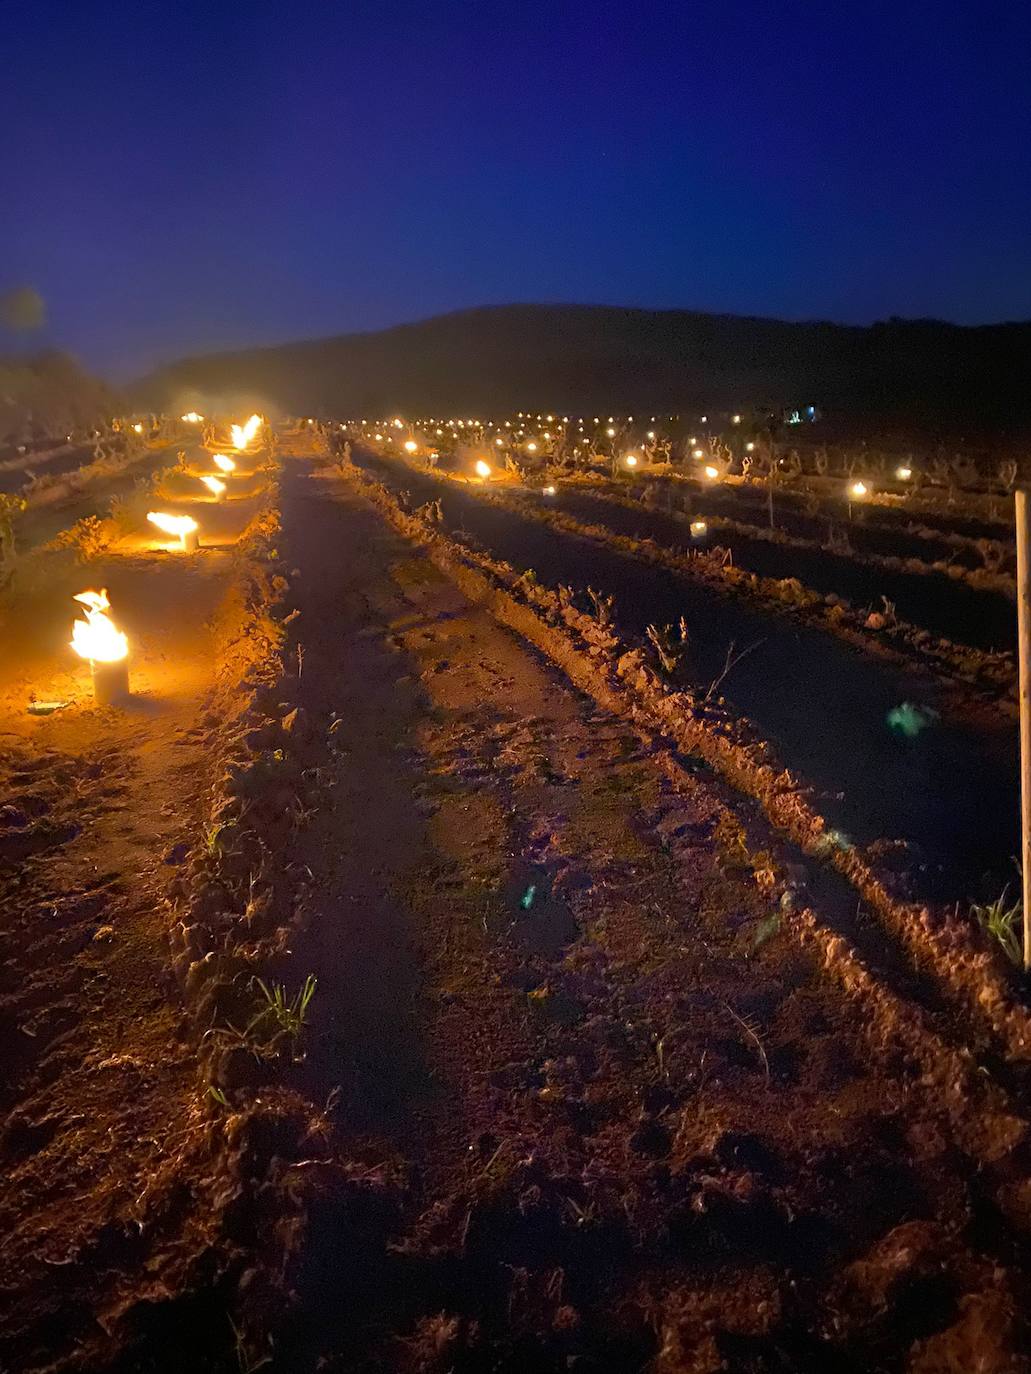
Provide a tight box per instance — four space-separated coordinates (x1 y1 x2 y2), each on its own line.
63 412 269 705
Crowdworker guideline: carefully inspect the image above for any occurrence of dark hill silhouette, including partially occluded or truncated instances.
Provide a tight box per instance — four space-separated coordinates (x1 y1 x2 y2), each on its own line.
133 304 1031 439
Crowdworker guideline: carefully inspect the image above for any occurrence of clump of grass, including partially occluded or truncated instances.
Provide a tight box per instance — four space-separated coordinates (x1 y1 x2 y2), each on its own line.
971 889 1022 966
246 974 318 1048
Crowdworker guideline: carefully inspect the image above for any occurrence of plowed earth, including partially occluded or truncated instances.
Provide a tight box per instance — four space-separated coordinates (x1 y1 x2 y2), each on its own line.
1 444 1029 1372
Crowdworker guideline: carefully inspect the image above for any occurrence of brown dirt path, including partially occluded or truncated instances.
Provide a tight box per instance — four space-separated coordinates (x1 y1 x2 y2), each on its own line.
272 460 1030 1373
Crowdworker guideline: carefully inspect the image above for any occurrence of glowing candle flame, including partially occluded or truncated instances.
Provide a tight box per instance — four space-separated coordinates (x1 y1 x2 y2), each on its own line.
690 519 708 536
230 414 262 450
475 460 492 479
849 480 868 498
896 466 912 480
71 589 128 663
704 465 720 480
181 411 203 423
147 511 198 538
542 484 557 495
403 440 418 452
201 475 226 497
625 453 639 468
526 442 538 452
133 422 144 433
212 453 236 472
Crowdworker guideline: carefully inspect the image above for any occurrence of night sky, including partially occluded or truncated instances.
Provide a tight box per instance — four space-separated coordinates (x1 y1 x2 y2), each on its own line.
3 0 1030 378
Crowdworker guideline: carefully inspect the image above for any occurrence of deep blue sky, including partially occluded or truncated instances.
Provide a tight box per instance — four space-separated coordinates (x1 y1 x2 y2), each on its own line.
3 0 1030 378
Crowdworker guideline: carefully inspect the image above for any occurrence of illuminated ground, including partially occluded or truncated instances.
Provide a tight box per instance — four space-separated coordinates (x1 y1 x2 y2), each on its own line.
0 433 1029 1372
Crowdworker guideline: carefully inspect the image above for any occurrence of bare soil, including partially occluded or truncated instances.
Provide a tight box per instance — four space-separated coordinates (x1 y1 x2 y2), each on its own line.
2 441 1031 1372
264 460 1031 1372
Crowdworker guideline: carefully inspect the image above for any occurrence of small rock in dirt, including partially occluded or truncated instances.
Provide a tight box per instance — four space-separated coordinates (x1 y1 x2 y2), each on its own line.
92 924 115 943
163 842 190 865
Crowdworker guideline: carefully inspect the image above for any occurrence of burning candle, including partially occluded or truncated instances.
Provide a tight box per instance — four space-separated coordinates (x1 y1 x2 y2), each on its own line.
200 475 226 500
230 414 262 450
147 511 200 552
212 453 236 473
474 460 492 480
70 589 129 704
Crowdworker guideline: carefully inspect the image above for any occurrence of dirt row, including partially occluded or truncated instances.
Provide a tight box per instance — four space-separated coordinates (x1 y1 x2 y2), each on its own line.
349 444 1019 905
339 456 1031 1079
4 437 1031 1370
235 455 1031 1372
0 442 308 1371
412 465 1017 712
565 479 1018 652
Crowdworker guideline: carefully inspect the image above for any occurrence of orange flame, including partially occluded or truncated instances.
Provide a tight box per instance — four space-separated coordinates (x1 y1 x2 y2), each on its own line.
71 589 128 663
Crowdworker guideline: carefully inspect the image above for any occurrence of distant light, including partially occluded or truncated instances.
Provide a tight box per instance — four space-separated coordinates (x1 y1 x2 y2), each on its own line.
704 465 720 480
646 430 655 440
693 447 704 459
180 411 203 423
393 418 403 428
404 440 418 452
700 415 708 423
543 484 557 496
732 414 741 424
133 422 143 433
606 427 616 437
849 480 868 498
374 432 384 440
745 441 756 452
625 453 639 468
495 437 504 447
527 441 538 452
896 465 912 480
688 436 697 445
436 427 443 435
546 414 554 422
475 460 492 479
690 519 708 536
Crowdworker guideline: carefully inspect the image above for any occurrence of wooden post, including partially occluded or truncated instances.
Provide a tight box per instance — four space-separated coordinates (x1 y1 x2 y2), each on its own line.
1016 489 1031 969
